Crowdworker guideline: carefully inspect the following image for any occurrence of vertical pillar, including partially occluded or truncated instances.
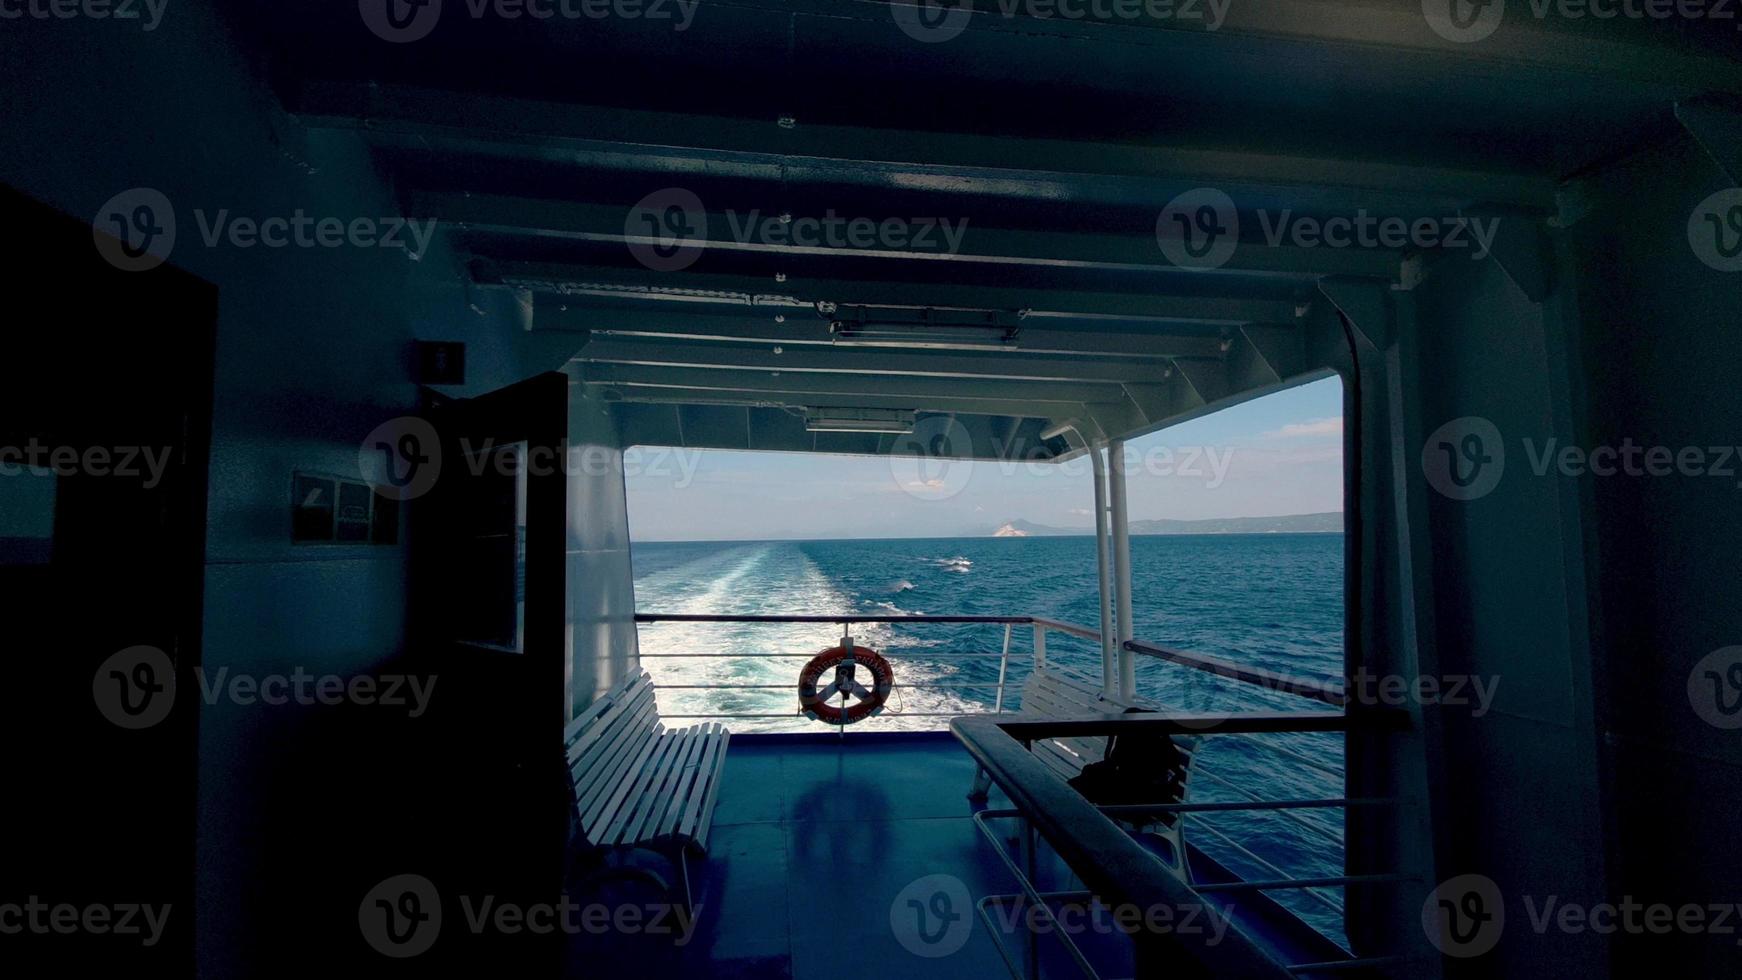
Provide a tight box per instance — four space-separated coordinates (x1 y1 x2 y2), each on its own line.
1089 444 1117 696
1109 438 1135 699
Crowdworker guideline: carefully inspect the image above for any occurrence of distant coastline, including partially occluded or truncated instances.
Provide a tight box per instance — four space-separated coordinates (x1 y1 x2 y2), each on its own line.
631 513 1345 544
988 512 1343 537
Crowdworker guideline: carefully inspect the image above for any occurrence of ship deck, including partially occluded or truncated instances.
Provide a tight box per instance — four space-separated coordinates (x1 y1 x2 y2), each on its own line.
566 731 1137 980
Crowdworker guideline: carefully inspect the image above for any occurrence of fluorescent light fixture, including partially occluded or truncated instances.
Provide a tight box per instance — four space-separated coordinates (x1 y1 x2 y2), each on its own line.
803 408 918 434
830 306 1020 350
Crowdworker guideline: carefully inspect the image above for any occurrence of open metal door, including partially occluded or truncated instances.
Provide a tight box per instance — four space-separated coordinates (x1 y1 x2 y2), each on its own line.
401 370 571 972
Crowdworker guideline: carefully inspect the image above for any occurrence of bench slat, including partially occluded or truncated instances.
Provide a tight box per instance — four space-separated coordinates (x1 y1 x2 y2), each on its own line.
670 724 723 840
630 726 705 844
604 726 686 845
568 673 655 770
582 724 664 842
572 688 659 808
564 671 645 747
566 671 731 858
691 727 732 850
619 727 691 845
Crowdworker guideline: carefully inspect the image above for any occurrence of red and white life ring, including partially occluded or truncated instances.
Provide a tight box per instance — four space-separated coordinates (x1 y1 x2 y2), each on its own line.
797 644 894 725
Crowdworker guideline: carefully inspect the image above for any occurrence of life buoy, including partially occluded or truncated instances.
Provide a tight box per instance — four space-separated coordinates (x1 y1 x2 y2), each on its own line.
797 643 894 725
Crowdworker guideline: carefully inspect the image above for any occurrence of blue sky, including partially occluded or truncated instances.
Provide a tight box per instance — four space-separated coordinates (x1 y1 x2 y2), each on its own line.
625 375 1344 541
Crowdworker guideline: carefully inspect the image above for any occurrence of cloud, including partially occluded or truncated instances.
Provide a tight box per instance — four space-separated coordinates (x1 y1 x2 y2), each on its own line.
1263 417 1342 439
1067 507 1092 516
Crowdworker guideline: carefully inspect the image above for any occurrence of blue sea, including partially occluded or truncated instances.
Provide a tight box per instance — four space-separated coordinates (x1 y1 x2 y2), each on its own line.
632 533 1348 939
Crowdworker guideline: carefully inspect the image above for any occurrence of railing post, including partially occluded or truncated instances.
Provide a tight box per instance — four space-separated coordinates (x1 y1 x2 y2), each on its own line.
994 623 1012 714
1109 437 1135 700
1032 623 1047 670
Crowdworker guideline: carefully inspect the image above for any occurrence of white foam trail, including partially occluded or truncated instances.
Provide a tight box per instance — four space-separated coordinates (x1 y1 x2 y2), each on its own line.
636 543 985 733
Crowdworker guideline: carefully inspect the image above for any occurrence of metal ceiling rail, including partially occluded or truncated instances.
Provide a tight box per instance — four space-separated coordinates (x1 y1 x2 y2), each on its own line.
538 306 1236 360
414 192 1402 280
494 262 1307 325
298 82 1562 211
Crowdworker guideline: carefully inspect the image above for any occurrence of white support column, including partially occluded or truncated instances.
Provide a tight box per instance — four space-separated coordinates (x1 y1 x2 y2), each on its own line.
1108 438 1135 699
1088 443 1118 696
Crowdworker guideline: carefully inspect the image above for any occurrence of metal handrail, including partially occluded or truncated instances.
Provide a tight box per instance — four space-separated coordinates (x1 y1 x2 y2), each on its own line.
637 613 1030 725
636 611 1349 707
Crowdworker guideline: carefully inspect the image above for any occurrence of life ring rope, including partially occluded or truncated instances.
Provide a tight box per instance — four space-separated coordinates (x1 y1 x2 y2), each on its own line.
797 641 894 726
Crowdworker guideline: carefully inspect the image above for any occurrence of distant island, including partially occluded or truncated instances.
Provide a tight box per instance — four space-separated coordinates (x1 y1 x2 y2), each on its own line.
989 513 1342 537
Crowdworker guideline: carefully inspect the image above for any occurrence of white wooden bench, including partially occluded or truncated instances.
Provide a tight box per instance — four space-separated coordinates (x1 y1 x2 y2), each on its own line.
563 670 730 911
971 665 1199 875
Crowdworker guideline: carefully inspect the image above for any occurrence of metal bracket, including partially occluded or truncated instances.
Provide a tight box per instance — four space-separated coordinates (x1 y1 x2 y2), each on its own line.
1676 98 1742 188
1464 209 1552 303
1316 278 1390 352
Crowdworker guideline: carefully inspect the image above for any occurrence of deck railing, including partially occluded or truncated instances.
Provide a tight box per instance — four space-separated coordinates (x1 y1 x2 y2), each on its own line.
633 613 1032 720
633 612 1347 720
633 611 1399 975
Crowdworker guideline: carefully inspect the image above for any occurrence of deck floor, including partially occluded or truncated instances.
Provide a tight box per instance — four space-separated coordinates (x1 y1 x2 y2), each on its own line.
565 730 1110 980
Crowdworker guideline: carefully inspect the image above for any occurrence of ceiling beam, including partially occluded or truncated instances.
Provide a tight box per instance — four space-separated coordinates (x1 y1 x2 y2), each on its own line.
596 385 1127 420
414 191 1400 280
295 81 1557 212
574 337 1177 384
580 362 1123 405
537 302 1232 359
488 260 1304 325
